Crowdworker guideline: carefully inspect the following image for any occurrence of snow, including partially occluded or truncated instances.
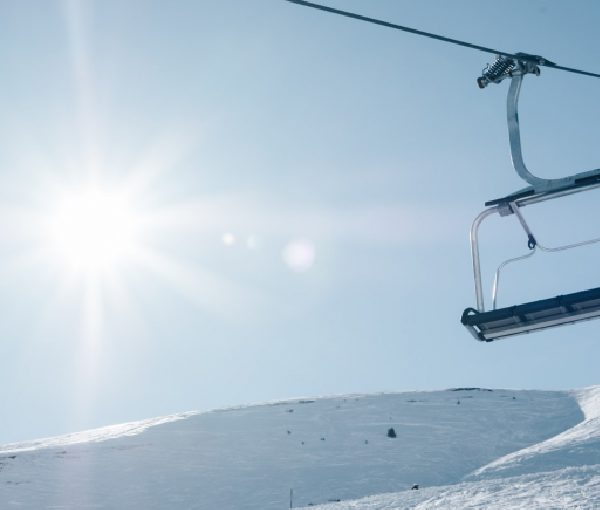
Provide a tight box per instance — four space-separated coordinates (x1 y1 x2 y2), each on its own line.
0 387 598 509
469 386 600 480
308 386 600 509
0 413 196 454
315 467 600 509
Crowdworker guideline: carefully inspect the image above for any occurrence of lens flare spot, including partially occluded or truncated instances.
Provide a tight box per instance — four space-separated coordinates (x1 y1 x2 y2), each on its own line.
222 232 236 246
283 239 315 272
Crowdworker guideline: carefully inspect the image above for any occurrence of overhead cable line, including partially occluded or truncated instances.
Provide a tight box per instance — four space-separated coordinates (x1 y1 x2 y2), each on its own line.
285 0 600 79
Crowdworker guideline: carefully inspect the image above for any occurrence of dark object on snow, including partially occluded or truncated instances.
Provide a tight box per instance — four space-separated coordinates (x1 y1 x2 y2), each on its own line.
411 484 419 490
387 427 397 438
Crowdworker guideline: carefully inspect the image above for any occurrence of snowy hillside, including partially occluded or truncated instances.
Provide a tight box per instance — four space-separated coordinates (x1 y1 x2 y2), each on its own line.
0 388 597 509
312 387 600 509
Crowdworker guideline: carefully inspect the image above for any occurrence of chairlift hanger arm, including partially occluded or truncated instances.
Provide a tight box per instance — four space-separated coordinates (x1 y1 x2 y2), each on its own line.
484 66 600 199
285 0 600 193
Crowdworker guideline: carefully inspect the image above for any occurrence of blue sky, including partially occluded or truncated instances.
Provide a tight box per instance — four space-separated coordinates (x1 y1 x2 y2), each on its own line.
1 0 599 443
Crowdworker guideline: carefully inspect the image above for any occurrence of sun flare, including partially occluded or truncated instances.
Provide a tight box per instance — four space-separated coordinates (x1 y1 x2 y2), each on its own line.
45 186 142 274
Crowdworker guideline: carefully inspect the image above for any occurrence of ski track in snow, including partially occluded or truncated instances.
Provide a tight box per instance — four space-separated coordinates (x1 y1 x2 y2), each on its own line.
0 387 598 509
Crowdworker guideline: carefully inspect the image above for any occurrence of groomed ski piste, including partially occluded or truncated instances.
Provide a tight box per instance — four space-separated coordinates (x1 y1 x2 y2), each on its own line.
1 387 599 509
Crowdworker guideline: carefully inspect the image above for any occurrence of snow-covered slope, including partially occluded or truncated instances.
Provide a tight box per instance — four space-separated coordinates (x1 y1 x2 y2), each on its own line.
0 388 595 509
470 386 600 480
308 387 600 509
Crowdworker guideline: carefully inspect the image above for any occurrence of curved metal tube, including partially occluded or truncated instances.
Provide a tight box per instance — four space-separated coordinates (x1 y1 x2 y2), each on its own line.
507 74 577 192
491 236 600 310
491 204 600 309
538 236 600 253
507 75 546 188
470 206 501 312
492 248 536 310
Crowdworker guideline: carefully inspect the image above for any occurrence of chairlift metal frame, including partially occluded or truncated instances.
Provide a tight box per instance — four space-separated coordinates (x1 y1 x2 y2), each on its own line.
283 0 600 342
462 58 600 341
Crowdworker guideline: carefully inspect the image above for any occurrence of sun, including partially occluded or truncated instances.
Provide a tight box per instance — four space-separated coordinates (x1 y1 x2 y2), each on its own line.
45 185 142 274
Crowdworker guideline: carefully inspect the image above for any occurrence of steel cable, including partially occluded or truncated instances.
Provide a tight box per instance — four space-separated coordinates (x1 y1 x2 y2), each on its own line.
285 0 600 79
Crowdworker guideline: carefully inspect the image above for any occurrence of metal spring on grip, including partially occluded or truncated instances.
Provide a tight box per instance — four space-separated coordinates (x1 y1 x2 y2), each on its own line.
477 56 515 88
482 56 515 81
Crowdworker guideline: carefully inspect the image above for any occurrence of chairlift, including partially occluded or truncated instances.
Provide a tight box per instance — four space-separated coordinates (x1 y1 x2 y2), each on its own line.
283 0 600 341
462 56 600 341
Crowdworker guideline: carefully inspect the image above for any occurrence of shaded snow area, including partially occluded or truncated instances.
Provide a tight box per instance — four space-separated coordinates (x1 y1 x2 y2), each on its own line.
0 388 596 509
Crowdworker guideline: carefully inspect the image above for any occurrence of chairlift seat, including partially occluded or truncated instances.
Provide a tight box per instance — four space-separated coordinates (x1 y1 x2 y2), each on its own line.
461 287 600 342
